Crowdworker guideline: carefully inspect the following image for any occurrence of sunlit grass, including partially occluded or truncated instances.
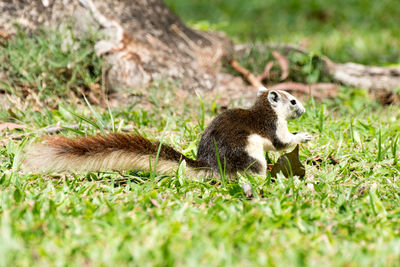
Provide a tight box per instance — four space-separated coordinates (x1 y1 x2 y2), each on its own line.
1 80 400 265
1 17 400 266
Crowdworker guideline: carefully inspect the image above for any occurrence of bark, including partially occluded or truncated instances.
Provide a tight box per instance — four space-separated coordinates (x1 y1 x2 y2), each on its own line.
0 0 245 95
323 57 400 92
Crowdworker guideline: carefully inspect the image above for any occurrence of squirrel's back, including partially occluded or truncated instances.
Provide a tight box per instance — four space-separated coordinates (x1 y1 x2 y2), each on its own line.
197 105 277 174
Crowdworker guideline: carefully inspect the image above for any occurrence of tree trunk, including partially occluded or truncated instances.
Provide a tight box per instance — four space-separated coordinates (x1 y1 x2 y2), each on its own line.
0 0 246 96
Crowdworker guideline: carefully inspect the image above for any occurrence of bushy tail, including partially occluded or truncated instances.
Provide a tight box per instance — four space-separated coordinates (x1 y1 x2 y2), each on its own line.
23 133 212 178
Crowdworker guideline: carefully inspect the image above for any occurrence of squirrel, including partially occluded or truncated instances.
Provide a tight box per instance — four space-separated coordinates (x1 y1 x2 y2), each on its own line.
23 87 312 179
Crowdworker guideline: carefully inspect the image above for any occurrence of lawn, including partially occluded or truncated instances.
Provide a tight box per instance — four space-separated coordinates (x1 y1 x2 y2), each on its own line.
1 1 400 266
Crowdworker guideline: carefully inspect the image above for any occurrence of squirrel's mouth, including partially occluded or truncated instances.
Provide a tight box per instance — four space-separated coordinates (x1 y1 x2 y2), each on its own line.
289 109 305 120
297 109 305 116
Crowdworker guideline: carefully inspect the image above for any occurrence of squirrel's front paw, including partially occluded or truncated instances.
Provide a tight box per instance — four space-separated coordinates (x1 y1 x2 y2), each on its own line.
295 132 312 143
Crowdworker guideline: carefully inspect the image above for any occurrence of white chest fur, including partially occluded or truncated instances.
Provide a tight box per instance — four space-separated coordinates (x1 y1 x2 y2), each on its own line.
275 117 292 145
244 134 275 175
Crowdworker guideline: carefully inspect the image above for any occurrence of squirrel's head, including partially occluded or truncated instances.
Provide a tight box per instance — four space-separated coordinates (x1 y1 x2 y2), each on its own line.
256 87 305 120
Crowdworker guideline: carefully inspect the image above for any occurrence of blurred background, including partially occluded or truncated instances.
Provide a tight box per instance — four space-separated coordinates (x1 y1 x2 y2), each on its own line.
166 0 400 65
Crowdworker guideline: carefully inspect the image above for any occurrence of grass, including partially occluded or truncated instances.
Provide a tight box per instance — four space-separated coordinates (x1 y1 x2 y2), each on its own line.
1 83 400 265
1 13 400 267
0 26 102 104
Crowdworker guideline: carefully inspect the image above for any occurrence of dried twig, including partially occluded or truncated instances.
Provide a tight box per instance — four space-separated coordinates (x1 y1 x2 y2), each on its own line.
236 42 400 93
272 51 290 81
227 55 338 98
257 61 274 82
225 56 263 88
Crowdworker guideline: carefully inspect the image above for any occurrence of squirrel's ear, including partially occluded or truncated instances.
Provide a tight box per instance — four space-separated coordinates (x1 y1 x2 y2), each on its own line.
257 86 268 97
267 90 280 105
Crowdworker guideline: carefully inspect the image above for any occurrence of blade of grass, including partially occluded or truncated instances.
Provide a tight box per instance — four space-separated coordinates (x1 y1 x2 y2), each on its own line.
63 105 103 132
83 95 105 133
213 138 226 187
150 120 170 180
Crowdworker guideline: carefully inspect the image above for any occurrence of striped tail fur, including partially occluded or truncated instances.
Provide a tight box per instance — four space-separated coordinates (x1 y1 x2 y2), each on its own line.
23 133 213 178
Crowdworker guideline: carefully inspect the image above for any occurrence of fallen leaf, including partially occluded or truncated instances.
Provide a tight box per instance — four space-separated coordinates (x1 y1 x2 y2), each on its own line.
0 122 27 131
270 145 305 178
272 50 290 81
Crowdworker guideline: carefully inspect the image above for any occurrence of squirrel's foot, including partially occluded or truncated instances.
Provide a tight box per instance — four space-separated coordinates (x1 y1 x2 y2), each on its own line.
242 183 253 199
294 132 312 143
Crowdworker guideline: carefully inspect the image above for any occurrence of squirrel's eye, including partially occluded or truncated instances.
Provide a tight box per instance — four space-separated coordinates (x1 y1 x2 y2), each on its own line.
290 100 297 105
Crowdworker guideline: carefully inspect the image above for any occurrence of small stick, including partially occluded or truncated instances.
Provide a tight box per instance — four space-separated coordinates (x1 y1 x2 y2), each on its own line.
44 124 81 134
226 56 263 88
272 50 290 81
257 61 275 82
